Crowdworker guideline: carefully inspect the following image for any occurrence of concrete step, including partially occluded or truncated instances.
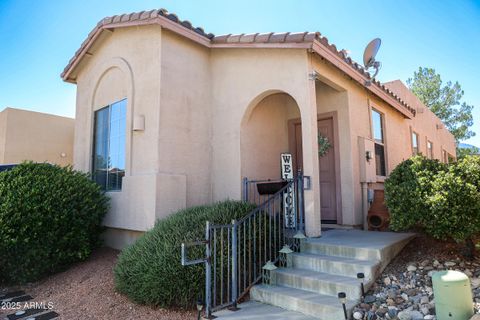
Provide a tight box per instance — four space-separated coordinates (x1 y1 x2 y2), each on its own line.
303 240 382 261
292 252 380 279
217 230 415 319
305 230 415 271
274 267 362 298
250 285 356 319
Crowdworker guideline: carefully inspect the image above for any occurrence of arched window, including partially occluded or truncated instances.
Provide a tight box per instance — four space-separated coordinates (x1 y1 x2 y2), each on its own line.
92 98 127 191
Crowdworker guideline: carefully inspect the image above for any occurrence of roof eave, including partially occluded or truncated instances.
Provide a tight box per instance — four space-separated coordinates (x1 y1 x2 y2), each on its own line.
61 15 213 83
311 40 415 119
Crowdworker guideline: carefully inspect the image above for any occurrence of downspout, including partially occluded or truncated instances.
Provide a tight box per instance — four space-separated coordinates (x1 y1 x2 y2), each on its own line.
361 182 369 230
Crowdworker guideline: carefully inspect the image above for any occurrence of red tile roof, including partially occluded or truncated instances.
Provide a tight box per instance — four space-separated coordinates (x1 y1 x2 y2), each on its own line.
61 8 415 117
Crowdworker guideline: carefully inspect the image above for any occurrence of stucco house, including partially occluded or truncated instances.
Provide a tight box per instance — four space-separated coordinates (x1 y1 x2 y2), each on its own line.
0 107 74 166
61 9 456 249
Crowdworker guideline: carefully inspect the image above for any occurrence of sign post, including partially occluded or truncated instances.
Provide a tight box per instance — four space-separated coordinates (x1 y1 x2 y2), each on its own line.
281 153 296 228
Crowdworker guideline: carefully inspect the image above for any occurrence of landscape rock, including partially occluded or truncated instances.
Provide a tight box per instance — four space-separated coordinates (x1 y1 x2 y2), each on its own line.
384 277 392 286
410 310 424 320
354 257 480 319
472 278 480 289
407 265 418 272
398 310 412 320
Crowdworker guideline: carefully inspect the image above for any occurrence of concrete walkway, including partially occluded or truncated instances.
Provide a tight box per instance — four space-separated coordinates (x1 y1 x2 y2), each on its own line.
214 301 318 319
214 229 415 320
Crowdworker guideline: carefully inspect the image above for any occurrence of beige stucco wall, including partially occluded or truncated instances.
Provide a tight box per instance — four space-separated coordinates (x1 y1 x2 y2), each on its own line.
73 25 187 236
159 30 213 207
210 48 322 236
241 93 300 180
0 108 74 166
102 227 144 250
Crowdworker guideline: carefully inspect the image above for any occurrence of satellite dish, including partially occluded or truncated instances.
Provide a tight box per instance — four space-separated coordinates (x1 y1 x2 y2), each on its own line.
362 38 382 85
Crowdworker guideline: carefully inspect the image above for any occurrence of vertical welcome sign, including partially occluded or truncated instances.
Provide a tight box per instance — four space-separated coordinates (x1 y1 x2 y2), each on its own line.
281 153 296 228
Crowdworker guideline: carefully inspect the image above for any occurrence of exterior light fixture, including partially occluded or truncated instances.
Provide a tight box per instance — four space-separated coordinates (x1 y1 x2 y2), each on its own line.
365 150 372 162
262 261 277 286
293 230 307 252
279 244 294 268
357 272 365 299
196 297 204 320
338 292 348 320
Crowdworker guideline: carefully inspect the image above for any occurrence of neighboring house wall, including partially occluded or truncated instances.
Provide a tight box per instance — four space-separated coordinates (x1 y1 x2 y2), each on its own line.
0 109 7 163
0 108 74 166
384 80 456 160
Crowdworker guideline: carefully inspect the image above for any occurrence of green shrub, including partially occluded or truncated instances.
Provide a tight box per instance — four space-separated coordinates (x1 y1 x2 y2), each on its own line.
385 155 480 254
425 156 480 242
114 201 256 308
384 155 447 231
0 162 109 284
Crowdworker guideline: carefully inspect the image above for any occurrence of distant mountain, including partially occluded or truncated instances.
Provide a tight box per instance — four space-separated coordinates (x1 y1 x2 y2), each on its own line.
459 143 479 150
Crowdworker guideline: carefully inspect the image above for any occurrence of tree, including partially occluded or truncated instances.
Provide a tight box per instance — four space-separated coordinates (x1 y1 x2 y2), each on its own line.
457 145 480 159
407 67 475 143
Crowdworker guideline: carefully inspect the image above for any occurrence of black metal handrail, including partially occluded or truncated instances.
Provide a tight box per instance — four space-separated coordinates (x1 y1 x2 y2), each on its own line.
211 174 304 316
181 174 305 318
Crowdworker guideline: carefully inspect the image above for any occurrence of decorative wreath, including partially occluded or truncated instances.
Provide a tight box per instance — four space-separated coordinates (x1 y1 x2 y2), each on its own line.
318 134 331 157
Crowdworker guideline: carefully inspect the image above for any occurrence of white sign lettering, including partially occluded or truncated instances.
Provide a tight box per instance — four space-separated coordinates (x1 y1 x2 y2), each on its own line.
281 153 296 228
281 153 293 181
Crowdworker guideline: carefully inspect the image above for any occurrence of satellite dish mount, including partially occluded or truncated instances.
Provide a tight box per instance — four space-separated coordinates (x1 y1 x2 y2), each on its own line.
363 38 382 86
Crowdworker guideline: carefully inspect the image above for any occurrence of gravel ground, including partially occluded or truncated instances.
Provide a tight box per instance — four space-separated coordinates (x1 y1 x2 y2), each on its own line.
352 234 480 320
0 248 195 320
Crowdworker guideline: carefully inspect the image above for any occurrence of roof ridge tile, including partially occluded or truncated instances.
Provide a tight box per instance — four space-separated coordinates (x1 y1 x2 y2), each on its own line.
60 8 415 115
166 13 179 22
285 32 307 43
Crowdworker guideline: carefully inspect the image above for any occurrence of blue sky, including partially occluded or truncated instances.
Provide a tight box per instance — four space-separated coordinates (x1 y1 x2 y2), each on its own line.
1 0 479 146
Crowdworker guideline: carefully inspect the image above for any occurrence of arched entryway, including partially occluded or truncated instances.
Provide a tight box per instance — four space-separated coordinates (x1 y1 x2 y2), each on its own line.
240 91 302 189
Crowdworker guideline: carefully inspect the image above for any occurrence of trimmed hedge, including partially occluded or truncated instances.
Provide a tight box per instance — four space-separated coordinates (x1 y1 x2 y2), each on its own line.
0 162 109 284
114 200 255 308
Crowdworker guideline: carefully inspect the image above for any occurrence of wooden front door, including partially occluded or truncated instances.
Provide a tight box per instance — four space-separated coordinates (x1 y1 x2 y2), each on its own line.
290 117 338 223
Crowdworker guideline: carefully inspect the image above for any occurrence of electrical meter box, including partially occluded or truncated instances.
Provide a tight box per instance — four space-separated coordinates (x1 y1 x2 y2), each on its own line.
432 270 474 320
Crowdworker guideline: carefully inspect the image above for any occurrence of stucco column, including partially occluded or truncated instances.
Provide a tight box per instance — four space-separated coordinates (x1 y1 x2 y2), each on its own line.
301 74 322 237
